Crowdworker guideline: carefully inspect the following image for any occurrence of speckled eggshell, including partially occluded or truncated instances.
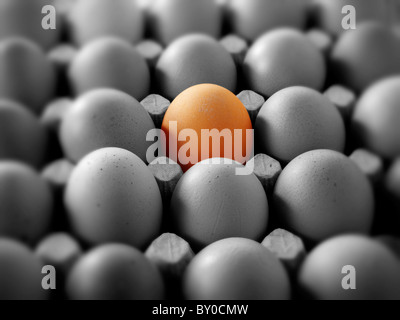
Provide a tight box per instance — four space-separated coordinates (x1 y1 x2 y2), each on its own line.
227 0 309 42
330 22 400 93
60 89 155 164
0 162 53 244
273 150 374 242
68 37 150 100
255 87 345 163
184 238 290 300
243 29 326 98
0 0 61 50
68 0 144 46
0 37 56 114
298 235 400 300
312 0 391 36
352 76 400 159
155 34 237 100
0 239 49 300
67 244 164 300
0 100 47 167
171 159 268 249
64 148 163 249
147 0 222 45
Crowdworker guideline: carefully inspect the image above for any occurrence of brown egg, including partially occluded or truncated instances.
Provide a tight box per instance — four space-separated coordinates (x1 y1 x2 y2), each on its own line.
0 162 53 244
0 239 49 300
156 34 237 100
298 235 400 300
0 37 56 114
330 22 400 92
67 244 164 300
68 37 150 100
0 100 47 167
65 148 163 249
184 238 290 300
243 29 326 98
68 0 144 46
171 159 268 249
227 0 309 42
0 0 61 50
312 0 391 36
147 0 222 45
60 89 155 164
273 150 374 242
352 76 400 159
256 87 345 163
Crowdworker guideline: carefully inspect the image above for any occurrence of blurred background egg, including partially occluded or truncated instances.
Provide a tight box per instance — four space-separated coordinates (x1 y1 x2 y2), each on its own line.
68 37 150 100
352 76 400 159
171 159 268 249
0 37 56 114
0 100 48 167
330 22 400 93
68 0 144 46
184 238 290 300
273 150 374 242
64 148 162 249
0 162 53 244
0 0 61 50
161 84 252 171
256 87 345 163
243 29 326 98
60 89 155 164
155 34 236 100
298 235 400 300
67 243 164 300
147 0 222 45
0 239 49 300
227 0 310 42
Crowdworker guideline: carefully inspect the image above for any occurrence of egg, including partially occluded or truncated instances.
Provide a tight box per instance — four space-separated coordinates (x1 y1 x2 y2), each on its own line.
147 0 221 45
67 244 164 300
64 148 162 249
352 76 400 159
298 235 400 300
0 162 53 244
60 89 155 164
0 37 56 114
0 100 47 167
330 22 400 93
273 150 374 242
184 238 290 300
227 0 309 42
68 0 144 46
155 35 237 100
0 0 61 50
68 37 150 100
171 159 268 249
256 87 345 163
243 29 326 98
161 84 252 172
0 239 49 300
312 0 391 36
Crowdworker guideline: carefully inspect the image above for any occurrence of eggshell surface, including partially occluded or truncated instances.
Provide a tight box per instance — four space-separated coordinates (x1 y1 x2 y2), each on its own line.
243 29 326 97
298 235 400 300
273 150 374 242
64 148 163 249
256 87 345 163
156 35 236 100
60 89 155 164
171 159 268 249
184 238 290 300
67 244 164 300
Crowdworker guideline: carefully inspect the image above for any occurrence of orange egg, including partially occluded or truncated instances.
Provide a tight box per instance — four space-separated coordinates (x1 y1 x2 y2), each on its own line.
161 84 253 172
